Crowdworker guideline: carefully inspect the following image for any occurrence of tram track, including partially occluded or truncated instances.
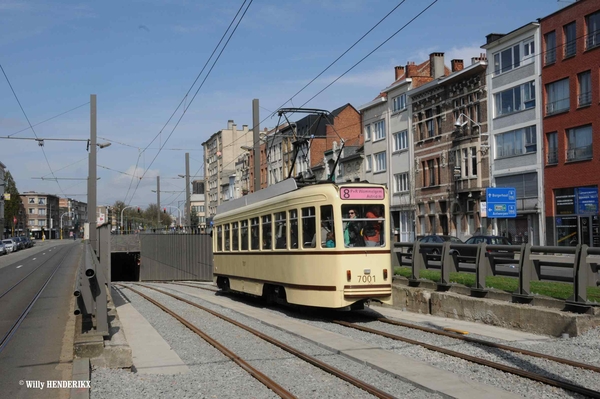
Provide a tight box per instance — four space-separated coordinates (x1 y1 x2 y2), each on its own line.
119 283 398 399
0 245 72 353
333 319 600 398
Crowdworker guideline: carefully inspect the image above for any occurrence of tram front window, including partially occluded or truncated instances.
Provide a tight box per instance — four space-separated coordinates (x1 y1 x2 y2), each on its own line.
341 204 385 248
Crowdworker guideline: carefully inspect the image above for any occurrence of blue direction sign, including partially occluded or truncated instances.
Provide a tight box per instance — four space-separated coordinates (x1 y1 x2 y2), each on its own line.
486 187 517 218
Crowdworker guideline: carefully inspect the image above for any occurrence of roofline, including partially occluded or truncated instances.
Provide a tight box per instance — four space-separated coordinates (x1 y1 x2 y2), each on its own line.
539 1 580 22
357 96 387 111
382 77 412 93
408 61 487 97
481 22 539 50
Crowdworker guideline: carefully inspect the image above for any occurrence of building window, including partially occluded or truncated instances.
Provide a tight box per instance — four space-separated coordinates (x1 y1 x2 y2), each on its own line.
546 78 570 115
564 22 577 58
373 120 385 141
427 159 435 186
586 10 600 50
28 208 36 214
364 124 371 141
547 132 558 164
393 173 409 193
578 71 592 106
425 109 434 138
28 198 35 204
493 37 535 75
392 93 407 112
38 198 46 205
471 147 478 177
566 125 592 162
496 126 537 158
545 31 556 65
393 130 408 152
39 208 46 215
365 155 372 172
494 81 535 117
39 219 46 226
374 151 386 172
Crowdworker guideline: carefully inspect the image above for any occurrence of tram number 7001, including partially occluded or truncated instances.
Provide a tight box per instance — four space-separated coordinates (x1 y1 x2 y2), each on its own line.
357 275 375 283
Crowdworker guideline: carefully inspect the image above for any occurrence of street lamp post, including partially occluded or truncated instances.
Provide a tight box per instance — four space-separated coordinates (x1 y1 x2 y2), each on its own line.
60 212 71 239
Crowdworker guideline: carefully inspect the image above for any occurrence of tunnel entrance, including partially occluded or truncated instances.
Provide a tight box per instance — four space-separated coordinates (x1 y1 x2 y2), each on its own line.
111 252 140 282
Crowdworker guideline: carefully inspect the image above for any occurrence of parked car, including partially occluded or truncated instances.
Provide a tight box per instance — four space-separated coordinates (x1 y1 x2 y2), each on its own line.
2 239 17 253
408 235 463 257
0 241 6 255
461 235 514 260
11 237 24 250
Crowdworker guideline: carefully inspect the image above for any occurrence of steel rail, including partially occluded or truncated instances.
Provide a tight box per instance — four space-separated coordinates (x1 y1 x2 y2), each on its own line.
376 317 600 373
168 281 218 292
134 283 398 399
0 245 68 299
333 320 600 399
120 285 296 399
0 246 72 353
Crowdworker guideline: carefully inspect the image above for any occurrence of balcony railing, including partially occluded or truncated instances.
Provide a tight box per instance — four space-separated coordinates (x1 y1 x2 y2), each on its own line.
586 31 600 50
564 41 576 58
546 99 569 115
578 91 592 107
544 48 556 65
547 149 558 165
566 145 592 162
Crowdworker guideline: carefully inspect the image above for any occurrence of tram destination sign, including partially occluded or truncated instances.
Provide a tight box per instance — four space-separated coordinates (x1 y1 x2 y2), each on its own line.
486 187 517 218
340 187 384 200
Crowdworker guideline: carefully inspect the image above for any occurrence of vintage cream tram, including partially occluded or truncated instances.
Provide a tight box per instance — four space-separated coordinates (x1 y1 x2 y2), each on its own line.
212 179 392 309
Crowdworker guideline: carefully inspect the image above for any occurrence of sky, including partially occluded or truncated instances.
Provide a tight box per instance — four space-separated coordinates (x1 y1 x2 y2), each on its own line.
0 0 567 214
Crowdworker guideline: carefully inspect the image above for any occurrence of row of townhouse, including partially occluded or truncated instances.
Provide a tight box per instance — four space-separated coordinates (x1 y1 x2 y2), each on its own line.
202 0 599 246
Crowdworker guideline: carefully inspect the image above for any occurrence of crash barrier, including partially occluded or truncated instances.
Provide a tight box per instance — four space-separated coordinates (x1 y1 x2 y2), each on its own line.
393 241 600 309
74 240 109 336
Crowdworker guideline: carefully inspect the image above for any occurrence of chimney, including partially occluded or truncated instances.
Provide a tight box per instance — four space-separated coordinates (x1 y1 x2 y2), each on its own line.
471 53 488 65
227 120 234 129
429 52 445 79
394 65 405 80
405 61 418 78
451 59 464 73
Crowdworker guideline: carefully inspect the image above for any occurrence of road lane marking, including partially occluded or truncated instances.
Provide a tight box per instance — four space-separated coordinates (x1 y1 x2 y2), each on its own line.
32 258 36 260
16 265 22 269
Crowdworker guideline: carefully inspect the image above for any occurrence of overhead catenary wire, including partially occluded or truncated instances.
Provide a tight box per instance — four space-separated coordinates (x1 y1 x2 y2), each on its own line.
123 0 252 206
0 63 67 199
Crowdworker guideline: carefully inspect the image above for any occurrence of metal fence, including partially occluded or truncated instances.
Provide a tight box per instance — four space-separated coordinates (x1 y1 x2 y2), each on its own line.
139 233 213 281
393 241 600 309
74 238 109 336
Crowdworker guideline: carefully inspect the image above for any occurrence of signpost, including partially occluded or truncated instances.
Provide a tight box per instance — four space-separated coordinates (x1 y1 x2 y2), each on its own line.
486 187 517 218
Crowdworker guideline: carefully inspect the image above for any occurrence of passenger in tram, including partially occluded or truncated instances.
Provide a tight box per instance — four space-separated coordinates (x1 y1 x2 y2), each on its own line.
364 206 382 247
325 231 336 248
344 209 364 247
311 221 331 247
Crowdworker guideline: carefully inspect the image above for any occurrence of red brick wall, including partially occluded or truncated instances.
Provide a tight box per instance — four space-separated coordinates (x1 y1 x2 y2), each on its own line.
541 0 600 218
310 105 362 168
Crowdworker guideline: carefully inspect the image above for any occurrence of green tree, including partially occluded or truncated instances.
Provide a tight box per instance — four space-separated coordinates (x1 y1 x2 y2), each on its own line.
190 207 199 227
3 171 23 235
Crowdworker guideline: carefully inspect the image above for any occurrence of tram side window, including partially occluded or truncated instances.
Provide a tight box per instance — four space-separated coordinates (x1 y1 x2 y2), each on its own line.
289 209 299 249
275 212 287 249
224 224 230 251
320 205 335 249
217 226 223 252
341 204 386 247
250 217 260 250
302 207 316 248
241 220 249 250
232 222 239 251
262 215 272 250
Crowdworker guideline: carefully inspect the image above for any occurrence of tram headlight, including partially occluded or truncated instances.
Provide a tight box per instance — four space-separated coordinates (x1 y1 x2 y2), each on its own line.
346 270 351 281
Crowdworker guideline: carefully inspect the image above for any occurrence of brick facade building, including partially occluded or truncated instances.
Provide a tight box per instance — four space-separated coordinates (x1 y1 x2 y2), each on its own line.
541 0 600 246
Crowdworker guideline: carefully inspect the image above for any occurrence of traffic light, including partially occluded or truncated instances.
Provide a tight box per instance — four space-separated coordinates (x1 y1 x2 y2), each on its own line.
137 207 140 213
163 208 166 213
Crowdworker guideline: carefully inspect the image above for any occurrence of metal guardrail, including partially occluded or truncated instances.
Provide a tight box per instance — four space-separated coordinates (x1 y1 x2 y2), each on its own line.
74 237 109 336
393 241 600 309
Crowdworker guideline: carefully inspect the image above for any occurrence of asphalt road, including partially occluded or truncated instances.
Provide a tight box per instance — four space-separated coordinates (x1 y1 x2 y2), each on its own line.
0 241 81 399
